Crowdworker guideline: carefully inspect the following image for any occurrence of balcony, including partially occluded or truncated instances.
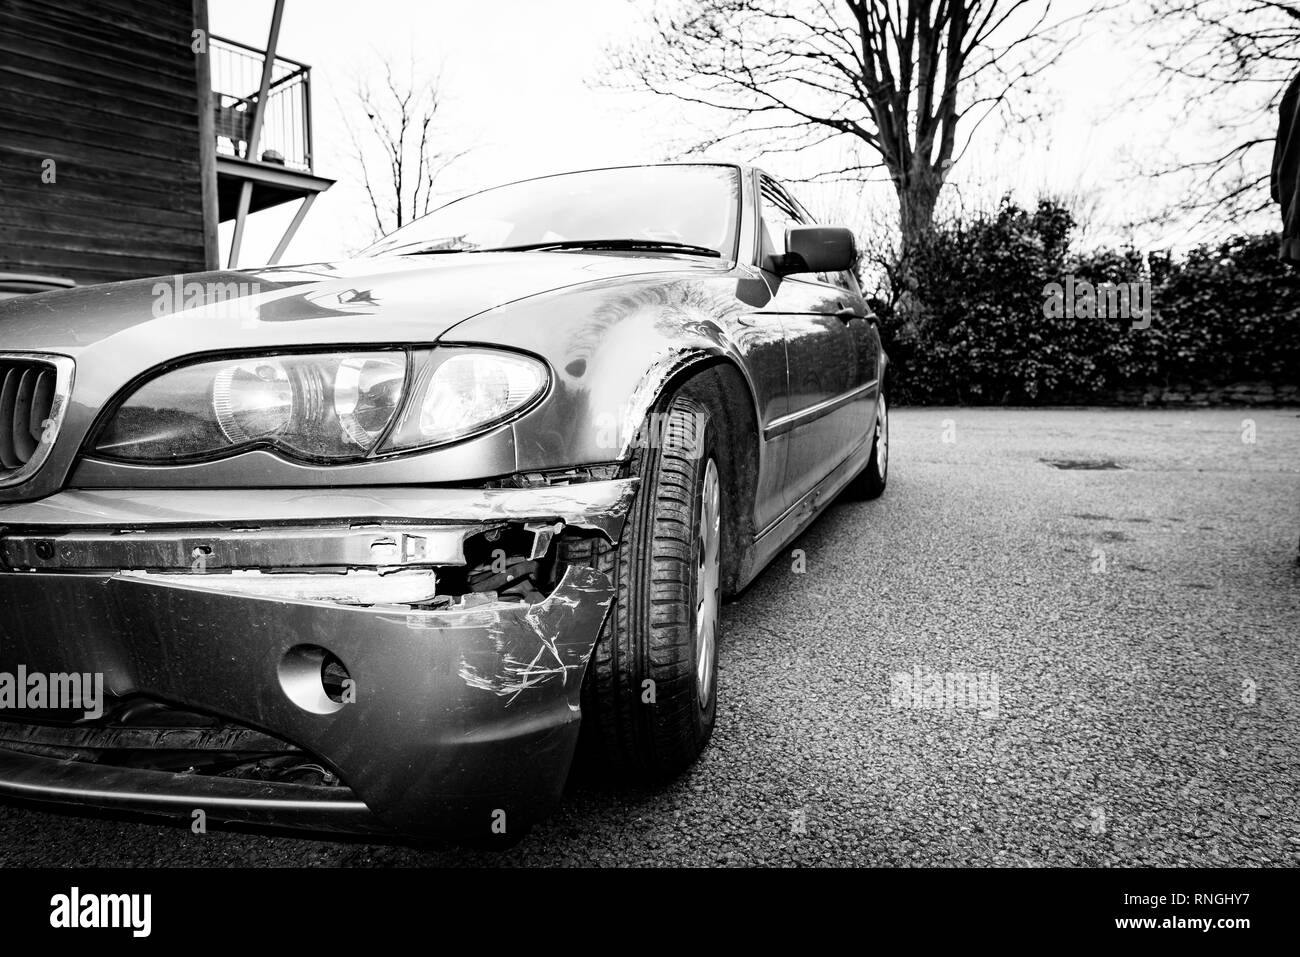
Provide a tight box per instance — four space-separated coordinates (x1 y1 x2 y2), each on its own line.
211 34 313 172
204 35 335 265
208 34 333 257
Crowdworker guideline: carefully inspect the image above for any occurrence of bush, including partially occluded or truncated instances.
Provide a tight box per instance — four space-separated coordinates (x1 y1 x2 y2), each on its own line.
873 199 1300 404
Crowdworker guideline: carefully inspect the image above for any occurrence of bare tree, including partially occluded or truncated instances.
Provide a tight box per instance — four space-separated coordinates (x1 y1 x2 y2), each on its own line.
1145 0 1300 228
341 58 468 240
614 0 1102 251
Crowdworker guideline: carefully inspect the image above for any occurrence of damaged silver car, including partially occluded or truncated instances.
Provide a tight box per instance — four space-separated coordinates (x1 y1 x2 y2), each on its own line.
0 163 888 841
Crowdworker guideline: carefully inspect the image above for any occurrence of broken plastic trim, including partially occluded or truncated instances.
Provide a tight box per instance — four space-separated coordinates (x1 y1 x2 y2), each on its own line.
0 478 640 545
0 524 485 572
481 463 625 489
119 568 440 604
376 563 616 704
0 478 636 615
4 518 604 611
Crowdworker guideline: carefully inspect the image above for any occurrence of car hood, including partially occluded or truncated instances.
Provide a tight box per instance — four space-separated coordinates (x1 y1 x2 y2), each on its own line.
0 252 725 357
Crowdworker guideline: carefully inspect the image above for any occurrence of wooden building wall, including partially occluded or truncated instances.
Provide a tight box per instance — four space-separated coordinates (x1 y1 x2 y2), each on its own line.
0 0 209 286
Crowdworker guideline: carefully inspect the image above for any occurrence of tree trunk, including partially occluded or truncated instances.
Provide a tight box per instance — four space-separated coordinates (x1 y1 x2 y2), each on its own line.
897 167 943 253
892 166 944 328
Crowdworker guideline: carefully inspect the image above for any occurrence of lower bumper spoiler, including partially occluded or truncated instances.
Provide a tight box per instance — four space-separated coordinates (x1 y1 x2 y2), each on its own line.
0 746 383 833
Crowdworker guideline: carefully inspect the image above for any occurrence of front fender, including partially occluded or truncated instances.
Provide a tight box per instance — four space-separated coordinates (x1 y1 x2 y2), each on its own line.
444 273 766 470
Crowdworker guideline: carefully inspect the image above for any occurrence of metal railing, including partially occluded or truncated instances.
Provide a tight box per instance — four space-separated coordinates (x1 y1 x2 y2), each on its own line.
210 34 314 173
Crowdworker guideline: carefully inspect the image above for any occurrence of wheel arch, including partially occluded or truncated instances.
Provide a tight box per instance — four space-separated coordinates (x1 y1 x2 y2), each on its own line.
645 356 760 598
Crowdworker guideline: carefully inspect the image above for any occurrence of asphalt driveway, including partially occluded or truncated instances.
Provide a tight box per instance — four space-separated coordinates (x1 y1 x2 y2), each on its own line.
1 407 1296 866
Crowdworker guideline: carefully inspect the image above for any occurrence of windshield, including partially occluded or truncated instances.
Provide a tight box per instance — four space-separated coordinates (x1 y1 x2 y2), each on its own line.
362 164 741 260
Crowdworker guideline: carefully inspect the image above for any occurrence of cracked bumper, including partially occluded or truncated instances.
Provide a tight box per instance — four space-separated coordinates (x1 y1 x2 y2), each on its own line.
0 480 635 838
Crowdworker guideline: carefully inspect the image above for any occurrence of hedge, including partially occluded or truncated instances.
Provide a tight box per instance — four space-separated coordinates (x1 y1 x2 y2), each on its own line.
870 199 1300 405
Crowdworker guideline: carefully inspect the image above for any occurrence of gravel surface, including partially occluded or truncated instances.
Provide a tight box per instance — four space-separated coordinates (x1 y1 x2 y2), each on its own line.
1 407 1296 866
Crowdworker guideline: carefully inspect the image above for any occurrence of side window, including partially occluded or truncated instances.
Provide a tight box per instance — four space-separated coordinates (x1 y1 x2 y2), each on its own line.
826 267 859 294
759 177 805 262
783 182 857 290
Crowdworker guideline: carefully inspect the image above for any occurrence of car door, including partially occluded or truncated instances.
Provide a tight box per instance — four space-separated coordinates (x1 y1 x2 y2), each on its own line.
752 175 876 507
812 243 882 462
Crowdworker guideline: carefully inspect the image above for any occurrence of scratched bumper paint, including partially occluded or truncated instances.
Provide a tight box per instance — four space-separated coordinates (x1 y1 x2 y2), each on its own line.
0 482 633 838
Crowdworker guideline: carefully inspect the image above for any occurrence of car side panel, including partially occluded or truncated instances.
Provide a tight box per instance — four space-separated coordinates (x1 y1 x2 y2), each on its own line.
750 274 864 509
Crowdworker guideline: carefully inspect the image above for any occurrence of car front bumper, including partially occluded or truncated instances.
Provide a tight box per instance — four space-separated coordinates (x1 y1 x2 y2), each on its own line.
0 479 636 839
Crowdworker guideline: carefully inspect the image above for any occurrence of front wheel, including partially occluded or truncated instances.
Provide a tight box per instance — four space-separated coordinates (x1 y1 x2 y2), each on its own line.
566 391 721 783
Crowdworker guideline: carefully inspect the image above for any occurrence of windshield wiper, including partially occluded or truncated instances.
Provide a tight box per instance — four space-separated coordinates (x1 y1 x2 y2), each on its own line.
392 245 474 256
483 239 722 258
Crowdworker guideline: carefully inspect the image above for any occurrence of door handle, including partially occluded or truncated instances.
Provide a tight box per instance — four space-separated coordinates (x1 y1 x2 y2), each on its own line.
833 306 859 323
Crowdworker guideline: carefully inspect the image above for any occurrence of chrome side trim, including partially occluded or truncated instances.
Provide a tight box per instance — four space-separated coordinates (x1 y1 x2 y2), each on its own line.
763 378 877 440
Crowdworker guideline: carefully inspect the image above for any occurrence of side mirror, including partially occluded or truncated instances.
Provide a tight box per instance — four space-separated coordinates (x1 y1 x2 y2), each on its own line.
779 225 856 275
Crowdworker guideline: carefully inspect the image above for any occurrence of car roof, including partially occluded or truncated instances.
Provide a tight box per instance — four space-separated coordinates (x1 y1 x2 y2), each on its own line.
453 161 764 201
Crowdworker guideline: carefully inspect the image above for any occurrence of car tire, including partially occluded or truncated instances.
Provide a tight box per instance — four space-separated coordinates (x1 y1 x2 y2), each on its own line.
562 390 721 783
847 390 889 500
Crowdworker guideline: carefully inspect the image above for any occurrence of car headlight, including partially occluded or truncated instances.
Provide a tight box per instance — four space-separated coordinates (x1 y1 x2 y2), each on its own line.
93 347 547 464
211 358 296 444
378 349 549 452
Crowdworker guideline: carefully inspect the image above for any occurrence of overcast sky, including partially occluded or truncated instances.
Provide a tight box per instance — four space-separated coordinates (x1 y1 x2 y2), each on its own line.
210 0 1226 268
